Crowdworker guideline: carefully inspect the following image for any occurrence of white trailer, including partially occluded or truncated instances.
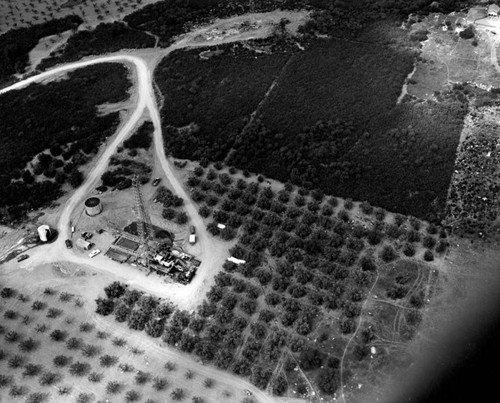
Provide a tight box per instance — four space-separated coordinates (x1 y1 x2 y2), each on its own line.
189 234 196 244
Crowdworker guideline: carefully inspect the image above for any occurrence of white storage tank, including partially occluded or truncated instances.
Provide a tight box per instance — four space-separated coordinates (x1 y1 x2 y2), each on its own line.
85 197 102 216
37 225 52 242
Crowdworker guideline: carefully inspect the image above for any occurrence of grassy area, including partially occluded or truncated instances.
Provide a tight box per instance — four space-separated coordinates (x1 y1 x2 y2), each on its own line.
0 63 131 223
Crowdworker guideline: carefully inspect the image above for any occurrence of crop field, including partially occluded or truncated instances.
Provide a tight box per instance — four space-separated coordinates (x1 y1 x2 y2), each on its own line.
94 164 447 400
0 0 161 34
0 63 132 223
155 42 293 161
0 263 246 403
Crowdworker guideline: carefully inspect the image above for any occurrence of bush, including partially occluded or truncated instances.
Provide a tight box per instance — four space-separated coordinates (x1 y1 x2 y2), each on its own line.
423 250 434 261
106 381 123 394
380 245 397 262
53 355 72 367
69 361 91 376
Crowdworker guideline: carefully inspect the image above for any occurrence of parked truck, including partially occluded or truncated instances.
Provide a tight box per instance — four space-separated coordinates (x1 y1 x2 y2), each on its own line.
189 226 196 244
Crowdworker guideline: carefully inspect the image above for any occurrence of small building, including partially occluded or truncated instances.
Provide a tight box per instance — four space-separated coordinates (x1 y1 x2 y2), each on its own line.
76 238 91 250
217 223 226 230
85 197 102 216
488 4 500 17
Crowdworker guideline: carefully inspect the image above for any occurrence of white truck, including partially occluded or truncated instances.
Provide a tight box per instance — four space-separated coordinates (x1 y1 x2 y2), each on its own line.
189 226 196 244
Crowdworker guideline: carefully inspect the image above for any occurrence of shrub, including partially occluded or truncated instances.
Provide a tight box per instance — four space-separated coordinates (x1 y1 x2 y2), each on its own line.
8 354 26 368
5 331 20 342
81 344 101 358
4 309 17 319
23 363 44 377
9 384 29 397
125 390 141 402
19 337 39 352
152 376 168 391
38 371 61 386
423 250 434 261
135 371 151 385
170 388 185 401
380 245 397 262
100 355 118 367
106 381 122 394
0 374 13 388
69 361 91 376
76 393 93 403
0 287 15 298
31 301 46 310
403 243 416 257
46 308 63 318
53 355 72 367
87 371 103 383
66 337 83 350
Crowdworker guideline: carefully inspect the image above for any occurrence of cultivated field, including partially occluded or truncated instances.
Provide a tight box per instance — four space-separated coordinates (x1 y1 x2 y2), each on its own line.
0 0 161 34
0 262 258 403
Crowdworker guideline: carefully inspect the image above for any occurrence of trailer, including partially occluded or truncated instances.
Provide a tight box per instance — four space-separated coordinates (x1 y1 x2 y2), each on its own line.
189 234 196 244
76 238 92 251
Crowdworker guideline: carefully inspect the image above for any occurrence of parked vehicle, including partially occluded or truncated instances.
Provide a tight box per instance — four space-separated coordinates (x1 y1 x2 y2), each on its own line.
65 239 73 249
17 254 29 262
152 177 161 186
189 225 196 234
89 249 101 258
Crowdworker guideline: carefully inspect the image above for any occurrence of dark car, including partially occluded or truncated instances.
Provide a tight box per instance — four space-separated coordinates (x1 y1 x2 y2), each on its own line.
152 178 161 187
65 239 73 249
17 254 29 262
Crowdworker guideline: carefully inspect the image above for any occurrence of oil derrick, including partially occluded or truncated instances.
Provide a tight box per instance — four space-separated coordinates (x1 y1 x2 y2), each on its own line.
132 175 153 267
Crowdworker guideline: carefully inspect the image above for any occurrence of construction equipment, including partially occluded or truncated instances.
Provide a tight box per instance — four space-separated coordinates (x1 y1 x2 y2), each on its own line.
132 175 153 268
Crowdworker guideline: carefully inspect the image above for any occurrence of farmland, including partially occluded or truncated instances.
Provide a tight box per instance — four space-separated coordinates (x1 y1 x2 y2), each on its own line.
0 262 254 403
0 63 132 223
92 163 448 400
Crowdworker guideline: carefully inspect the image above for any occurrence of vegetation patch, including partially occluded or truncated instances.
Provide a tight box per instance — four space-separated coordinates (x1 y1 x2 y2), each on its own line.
0 63 131 223
0 15 82 84
155 42 293 161
38 22 155 70
97 166 445 398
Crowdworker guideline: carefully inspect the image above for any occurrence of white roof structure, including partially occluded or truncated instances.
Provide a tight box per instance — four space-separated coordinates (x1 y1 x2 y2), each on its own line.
227 256 246 265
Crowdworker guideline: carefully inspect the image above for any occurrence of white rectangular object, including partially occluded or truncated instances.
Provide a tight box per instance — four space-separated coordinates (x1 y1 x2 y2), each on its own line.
189 234 196 244
89 249 101 258
228 256 246 265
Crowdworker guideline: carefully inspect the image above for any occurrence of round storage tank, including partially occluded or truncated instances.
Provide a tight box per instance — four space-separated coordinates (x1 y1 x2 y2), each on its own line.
85 197 102 216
